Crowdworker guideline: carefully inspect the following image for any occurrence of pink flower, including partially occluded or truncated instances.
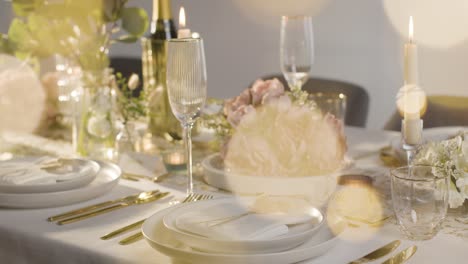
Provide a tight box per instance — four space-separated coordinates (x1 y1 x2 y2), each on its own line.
250 78 285 106
227 104 255 127
223 78 285 128
223 88 251 116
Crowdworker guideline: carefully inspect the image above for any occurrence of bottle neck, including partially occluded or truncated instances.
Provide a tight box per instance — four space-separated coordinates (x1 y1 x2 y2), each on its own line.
152 0 172 21
150 0 175 35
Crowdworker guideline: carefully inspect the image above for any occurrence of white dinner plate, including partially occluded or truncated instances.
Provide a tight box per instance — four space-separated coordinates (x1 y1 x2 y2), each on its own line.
202 153 351 205
423 126 467 141
0 158 100 193
143 203 343 264
162 198 324 254
0 161 120 208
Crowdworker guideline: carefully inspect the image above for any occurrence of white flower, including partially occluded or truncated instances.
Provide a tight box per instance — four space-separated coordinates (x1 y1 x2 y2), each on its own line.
127 74 139 90
449 183 465 209
415 132 468 208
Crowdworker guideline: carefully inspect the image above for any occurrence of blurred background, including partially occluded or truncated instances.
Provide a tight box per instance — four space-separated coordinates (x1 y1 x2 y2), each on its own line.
1 0 467 129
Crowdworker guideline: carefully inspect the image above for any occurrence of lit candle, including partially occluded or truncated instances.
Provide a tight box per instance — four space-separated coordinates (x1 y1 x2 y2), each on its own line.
402 16 423 145
404 16 419 86
162 149 186 169
177 7 191 39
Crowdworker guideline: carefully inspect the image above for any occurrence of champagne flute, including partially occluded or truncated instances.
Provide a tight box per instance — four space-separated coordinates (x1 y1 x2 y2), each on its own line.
280 15 314 92
166 38 207 195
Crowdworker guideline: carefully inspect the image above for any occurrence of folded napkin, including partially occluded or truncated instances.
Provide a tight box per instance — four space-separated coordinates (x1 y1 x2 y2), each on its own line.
175 201 289 240
0 157 92 185
119 152 166 178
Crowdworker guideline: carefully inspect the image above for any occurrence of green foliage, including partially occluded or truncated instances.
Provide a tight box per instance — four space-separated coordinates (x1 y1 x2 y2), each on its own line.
121 7 149 36
3 0 149 71
115 72 147 124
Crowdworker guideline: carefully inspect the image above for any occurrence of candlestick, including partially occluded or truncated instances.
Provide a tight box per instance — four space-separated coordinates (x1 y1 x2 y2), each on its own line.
178 7 191 38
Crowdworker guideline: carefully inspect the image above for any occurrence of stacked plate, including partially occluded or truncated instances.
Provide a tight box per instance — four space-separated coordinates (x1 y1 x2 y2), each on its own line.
0 156 121 208
142 197 344 264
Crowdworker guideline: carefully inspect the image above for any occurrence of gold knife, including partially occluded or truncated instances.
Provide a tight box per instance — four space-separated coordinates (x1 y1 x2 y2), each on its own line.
100 219 146 240
56 192 169 225
349 240 401 263
47 190 161 222
119 232 143 245
381 246 417 264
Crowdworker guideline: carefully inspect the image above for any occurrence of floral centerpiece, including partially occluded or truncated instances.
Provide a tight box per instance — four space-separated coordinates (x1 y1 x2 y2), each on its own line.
414 132 468 208
218 78 347 177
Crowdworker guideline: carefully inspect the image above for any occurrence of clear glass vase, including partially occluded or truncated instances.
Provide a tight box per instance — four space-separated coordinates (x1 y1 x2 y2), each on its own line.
115 121 141 158
75 69 116 160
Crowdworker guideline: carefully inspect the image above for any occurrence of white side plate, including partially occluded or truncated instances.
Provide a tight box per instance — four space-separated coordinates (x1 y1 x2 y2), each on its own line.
0 158 100 193
0 161 120 208
202 153 349 205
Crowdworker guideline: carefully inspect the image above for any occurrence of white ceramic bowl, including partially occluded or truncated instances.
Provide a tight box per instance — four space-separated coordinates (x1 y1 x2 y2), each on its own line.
202 153 350 206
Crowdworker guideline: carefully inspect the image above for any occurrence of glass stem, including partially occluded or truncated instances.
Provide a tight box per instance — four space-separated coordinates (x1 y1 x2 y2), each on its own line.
183 123 194 196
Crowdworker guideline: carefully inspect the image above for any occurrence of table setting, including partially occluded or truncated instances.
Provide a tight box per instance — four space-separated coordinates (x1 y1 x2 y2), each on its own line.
1 1 468 264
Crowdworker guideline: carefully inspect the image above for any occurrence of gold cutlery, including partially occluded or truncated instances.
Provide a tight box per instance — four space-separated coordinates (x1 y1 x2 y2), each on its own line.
47 190 162 222
119 232 144 245
122 172 171 183
121 174 140 181
111 193 213 245
56 191 169 225
349 240 401 263
381 245 417 264
100 219 146 240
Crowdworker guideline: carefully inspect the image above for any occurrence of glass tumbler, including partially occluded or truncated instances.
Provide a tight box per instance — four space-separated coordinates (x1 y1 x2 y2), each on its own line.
391 165 449 240
309 92 347 124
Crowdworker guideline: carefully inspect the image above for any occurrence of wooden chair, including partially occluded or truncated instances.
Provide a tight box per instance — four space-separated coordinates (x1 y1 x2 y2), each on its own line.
259 74 370 127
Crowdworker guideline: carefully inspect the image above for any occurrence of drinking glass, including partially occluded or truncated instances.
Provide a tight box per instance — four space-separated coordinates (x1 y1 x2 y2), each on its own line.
391 165 449 240
166 38 207 195
308 92 347 124
280 15 314 91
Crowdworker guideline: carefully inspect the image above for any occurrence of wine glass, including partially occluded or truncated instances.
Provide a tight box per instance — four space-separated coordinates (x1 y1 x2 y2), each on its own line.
280 15 314 92
166 38 207 195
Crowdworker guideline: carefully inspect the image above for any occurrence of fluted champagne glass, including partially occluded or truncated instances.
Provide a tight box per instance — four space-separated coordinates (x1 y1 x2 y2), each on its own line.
166 38 207 195
280 15 314 92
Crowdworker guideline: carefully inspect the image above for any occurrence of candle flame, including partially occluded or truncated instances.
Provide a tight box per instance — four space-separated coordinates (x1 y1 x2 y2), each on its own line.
179 7 186 28
409 16 414 42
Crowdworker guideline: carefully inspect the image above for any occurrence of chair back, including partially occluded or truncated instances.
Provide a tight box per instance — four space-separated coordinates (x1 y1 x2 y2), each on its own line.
110 57 142 89
384 95 468 131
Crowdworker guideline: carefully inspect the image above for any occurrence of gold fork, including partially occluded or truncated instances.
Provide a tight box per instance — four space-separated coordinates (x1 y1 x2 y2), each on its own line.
101 193 213 245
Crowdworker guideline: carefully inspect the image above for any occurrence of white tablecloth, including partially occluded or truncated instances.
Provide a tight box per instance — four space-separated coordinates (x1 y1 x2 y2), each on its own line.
1 127 467 264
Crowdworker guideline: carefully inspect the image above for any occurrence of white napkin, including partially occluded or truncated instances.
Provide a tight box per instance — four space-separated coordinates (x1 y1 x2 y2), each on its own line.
175 202 289 240
119 152 166 178
0 157 90 185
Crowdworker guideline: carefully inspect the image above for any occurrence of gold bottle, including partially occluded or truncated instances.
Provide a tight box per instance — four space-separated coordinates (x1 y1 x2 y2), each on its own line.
141 0 181 141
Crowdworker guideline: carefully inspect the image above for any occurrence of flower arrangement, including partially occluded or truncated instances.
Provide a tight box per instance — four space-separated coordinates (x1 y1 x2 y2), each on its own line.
218 78 347 177
414 132 468 208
